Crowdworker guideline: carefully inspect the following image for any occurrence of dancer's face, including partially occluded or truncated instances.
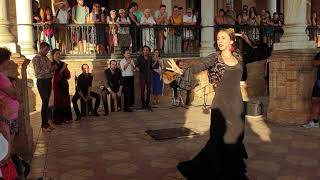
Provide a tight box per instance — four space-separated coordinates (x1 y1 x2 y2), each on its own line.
217 31 233 52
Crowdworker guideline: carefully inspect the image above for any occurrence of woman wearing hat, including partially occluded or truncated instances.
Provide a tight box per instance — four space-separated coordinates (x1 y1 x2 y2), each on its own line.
117 9 132 53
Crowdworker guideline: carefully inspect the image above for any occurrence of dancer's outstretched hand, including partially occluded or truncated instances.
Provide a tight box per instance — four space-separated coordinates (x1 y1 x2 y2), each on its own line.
166 59 183 75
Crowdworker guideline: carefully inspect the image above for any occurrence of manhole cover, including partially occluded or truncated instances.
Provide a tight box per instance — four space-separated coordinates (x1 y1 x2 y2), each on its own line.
146 127 199 140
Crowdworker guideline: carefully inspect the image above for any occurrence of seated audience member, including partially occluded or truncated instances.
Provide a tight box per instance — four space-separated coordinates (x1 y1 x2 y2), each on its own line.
72 64 100 121
102 60 123 114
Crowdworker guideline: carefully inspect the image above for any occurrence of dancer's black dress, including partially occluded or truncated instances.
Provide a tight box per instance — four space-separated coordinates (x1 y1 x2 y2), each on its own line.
177 43 271 180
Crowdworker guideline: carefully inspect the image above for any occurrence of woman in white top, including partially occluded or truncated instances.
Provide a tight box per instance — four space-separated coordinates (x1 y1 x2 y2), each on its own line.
140 9 156 51
117 9 132 52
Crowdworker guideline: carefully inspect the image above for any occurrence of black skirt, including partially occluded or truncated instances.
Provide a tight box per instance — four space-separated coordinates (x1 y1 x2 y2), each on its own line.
177 110 249 180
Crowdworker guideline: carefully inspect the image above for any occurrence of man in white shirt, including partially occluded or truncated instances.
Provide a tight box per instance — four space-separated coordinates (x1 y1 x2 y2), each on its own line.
182 8 197 52
120 49 135 111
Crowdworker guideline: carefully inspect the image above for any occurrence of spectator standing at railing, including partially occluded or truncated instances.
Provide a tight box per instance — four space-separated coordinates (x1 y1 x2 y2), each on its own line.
215 9 226 25
154 4 169 50
117 9 132 53
238 9 250 25
169 6 183 53
279 13 284 25
40 7 56 49
178 7 184 16
272 12 283 43
32 0 41 50
182 8 197 53
55 1 71 54
32 0 41 23
261 11 274 46
248 7 260 43
308 11 319 41
71 0 89 54
87 3 106 54
128 3 141 53
106 10 118 54
225 2 237 25
141 9 156 52
131 2 143 22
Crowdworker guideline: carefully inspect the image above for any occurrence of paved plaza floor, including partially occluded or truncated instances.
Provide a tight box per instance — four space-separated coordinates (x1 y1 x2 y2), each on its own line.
27 99 320 180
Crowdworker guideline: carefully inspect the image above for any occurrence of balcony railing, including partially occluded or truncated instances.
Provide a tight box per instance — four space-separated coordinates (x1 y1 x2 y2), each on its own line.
33 23 286 58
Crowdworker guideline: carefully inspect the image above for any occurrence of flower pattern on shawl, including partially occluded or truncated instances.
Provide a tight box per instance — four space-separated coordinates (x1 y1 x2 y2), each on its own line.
207 51 242 87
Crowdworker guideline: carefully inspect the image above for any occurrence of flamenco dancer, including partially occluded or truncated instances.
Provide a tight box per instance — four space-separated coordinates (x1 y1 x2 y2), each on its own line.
166 28 271 179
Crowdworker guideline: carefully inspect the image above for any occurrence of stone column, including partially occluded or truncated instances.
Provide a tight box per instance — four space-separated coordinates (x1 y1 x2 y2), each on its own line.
200 0 215 57
16 0 37 56
0 0 17 52
273 0 316 50
162 0 173 17
8 54 33 158
267 0 277 14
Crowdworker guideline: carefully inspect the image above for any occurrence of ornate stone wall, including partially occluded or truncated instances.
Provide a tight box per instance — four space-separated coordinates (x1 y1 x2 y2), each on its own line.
267 49 319 125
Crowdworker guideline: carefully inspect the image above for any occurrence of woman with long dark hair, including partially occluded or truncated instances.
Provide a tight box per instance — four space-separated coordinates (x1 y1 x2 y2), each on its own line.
167 28 271 179
52 49 72 124
128 3 141 52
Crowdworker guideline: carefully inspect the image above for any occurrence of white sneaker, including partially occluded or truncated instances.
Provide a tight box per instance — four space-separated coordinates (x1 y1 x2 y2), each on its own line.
302 121 320 129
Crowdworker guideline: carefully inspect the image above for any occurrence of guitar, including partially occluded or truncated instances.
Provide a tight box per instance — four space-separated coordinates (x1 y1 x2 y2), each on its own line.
162 70 178 84
161 59 183 84
163 59 198 90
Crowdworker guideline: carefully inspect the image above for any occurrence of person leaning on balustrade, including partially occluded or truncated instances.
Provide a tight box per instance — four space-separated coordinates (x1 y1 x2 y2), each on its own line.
117 9 132 53
54 0 71 54
71 0 89 54
87 2 106 54
140 9 156 52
